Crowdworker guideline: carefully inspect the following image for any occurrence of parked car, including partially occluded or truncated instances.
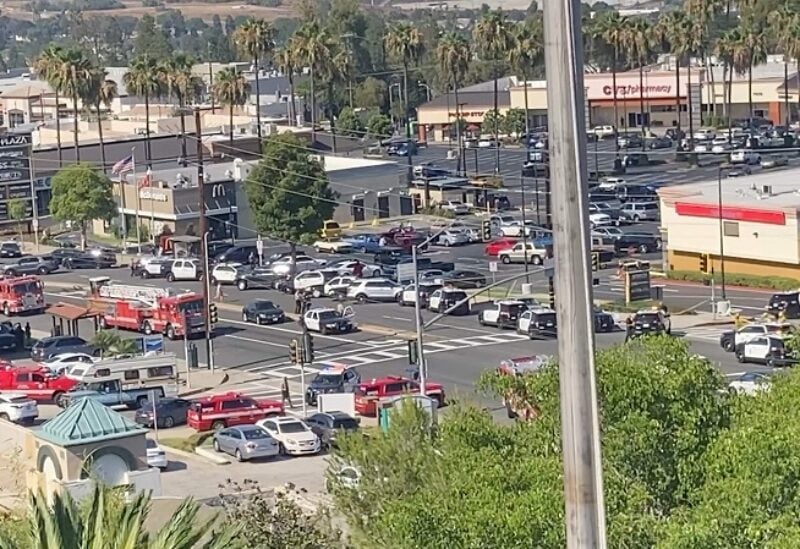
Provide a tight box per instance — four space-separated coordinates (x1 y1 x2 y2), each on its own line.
314 239 353 254
145 439 168 469
233 265 282 291
269 255 327 276
647 136 673 149
306 411 360 449
241 300 285 325
498 242 549 265
428 288 470 315
292 269 339 297
478 300 526 329
719 323 793 352
397 282 442 306
735 335 796 367
347 278 402 303
592 125 616 139
166 258 202 282
213 245 259 265
255 416 321 456
619 201 660 223
767 290 800 319
134 397 193 428
213 425 280 462
343 234 384 254
589 202 623 225
517 307 558 338
135 256 172 279
728 371 771 395
303 308 355 334
328 259 383 278
435 229 469 247
0 392 38 424
485 237 519 256
0 241 22 258
305 364 362 406
440 270 486 289
210 263 240 285
614 233 662 254
31 336 95 362
593 308 616 333
3 256 59 276
52 248 114 269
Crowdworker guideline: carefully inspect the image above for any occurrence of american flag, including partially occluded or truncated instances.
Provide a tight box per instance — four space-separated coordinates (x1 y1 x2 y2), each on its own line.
111 155 134 176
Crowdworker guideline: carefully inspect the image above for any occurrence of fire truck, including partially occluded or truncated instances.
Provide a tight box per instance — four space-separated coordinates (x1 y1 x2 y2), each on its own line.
0 275 45 316
89 277 205 340
0 364 77 407
187 392 285 431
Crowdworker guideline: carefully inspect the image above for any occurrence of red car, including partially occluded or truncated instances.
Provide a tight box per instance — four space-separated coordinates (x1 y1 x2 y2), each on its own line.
484 238 518 256
354 376 445 417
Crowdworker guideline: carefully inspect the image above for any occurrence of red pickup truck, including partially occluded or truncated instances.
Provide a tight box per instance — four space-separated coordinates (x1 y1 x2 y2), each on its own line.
187 392 285 431
0 364 77 407
354 375 445 417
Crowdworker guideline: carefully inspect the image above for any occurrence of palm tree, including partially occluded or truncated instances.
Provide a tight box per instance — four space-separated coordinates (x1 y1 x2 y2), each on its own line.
783 19 800 125
769 8 796 127
509 20 544 151
436 32 470 181
739 20 768 124
275 40 299 126
32 44 67 166
233 18 276 141
123 55 161 167
319 43 348 154
159 53 203 166
474 10 514 174
0 484 237 548
714 29 738 134
292 21 333 142
213 67 251 144
385 22 425 168
84 67 118 172
655 10 689 140
623 17 652 148
595 11 628 156
58 48 92 162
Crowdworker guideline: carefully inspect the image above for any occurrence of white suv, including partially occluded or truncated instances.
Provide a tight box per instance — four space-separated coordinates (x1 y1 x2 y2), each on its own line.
167 259 203 282
0 393 38 424
498 242 548 265
348 278 402 303
293 269 339 297
731 149 761 165
210 263 239 285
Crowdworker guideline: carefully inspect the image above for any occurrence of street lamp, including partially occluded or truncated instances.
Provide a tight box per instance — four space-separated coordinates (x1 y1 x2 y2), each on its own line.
716 165 728 300
418 81 433 102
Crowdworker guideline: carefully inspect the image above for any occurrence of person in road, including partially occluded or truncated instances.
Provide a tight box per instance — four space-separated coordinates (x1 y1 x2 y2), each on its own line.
353 260 364 278
302 292 312 314
625 316 634 342
129 259 138 277
248 251 257 268
294 289 303 314
281 377 293 408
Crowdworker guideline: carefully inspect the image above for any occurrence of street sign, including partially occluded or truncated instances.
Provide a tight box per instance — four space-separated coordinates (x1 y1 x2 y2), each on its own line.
488 261 498 273
0 133 33 224
624 268 652 304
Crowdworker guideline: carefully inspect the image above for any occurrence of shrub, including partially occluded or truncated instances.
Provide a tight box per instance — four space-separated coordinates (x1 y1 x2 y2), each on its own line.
667 270 800 291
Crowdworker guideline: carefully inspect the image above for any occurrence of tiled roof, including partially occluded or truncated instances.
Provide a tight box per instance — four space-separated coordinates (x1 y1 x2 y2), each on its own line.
36 397 145 447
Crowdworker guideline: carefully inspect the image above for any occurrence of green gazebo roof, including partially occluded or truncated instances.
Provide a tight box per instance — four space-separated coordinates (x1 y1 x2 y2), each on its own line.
36 398 146 447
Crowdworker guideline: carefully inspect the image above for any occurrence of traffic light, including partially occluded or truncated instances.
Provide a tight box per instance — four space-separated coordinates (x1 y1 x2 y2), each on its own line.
289 338 301 364
591 251 600 272
208 303 218 325
303 332 315 364
699 253 709 274
481 220 492 242
407 339 418 365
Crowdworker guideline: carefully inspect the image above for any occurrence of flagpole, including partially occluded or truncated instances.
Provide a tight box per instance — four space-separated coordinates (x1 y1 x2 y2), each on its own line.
147 167 155 247
133 149 141 253
119 149 130 241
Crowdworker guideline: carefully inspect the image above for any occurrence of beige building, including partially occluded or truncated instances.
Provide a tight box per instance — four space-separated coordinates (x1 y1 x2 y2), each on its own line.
658 169 800 280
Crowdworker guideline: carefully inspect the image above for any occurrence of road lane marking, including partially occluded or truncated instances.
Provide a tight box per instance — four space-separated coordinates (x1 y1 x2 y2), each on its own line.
225 335 293 348
382 316 413 322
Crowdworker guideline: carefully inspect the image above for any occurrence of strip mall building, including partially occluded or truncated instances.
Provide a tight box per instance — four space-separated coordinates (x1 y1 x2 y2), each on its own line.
417 58 800 142
658 170 800 280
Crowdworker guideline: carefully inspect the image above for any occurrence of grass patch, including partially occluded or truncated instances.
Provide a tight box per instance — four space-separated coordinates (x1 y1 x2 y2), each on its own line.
159 432 213 453
667 270 800 291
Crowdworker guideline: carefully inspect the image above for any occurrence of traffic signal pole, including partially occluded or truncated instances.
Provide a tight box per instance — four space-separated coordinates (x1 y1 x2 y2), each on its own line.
195 108 214 372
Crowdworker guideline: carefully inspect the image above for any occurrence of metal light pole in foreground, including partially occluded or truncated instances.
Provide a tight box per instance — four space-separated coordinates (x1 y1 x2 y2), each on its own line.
543 0 607 547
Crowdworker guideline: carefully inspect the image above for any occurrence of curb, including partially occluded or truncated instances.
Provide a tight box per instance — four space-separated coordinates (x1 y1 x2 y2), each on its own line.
195 446 230 465
179 373 229 397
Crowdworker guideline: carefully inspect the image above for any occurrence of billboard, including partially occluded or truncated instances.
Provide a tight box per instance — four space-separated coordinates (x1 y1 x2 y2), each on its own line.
0 133 33 223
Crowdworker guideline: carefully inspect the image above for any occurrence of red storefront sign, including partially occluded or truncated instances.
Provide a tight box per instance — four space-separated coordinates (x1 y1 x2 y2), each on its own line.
675 202 786 225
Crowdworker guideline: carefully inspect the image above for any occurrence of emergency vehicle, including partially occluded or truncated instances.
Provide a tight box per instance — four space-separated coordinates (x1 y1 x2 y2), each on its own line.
186 392 285 431
89 277 205 339
0 363 77 407
0 275 45 316
497 356 550 420
354 375 445 417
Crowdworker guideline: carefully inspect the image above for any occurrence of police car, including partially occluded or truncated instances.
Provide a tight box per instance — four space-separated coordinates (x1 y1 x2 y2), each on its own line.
734 335 796 367
305 363 362 406
478 300 526 329
303 308 356 334
631 309 671 337
719 322 792 352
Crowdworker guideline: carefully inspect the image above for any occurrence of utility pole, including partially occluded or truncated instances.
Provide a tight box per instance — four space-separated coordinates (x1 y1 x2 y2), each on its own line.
195 108 213 371
543 1 607 548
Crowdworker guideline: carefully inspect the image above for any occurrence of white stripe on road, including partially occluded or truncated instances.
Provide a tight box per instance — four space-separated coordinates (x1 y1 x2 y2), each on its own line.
220 317 368 344
225 334 294 349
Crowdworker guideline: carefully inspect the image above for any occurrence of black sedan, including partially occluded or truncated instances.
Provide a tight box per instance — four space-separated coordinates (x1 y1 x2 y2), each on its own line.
242 300 285 325
440 270 487 289
0 322 20 351
235 266 282 291
614 233 662 255
134 397 193 428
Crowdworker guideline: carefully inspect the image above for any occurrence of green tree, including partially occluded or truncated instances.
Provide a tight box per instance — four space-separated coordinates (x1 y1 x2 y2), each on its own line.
594 10 629 143
92 329 139 357
219 479 343 548
336 106 363 137
0 484 238 549
366 112 392 139
292 20 334 141
49 163 117 250
329 337 731 547
243 133 337 262
58 48 93 162
7 198 27 245
123 55 161 166
436 32 471 177
509 19 543 143
503 108 526 137
481 109 504 137
232 18 276 141
353 76 387 110
212 67 250 144
133 13 171 60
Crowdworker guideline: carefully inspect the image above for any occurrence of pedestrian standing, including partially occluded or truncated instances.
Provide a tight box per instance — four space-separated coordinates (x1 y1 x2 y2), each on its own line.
215 282 224 301
248 251 257 268
302 292 311 314
294 289 303 314
281 377 293 408
129 259 137 277
24 322 31 348
625 316 634 342
353 260 364 278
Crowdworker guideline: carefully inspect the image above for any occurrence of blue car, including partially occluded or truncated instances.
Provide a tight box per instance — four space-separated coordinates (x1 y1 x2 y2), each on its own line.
344 234 384 254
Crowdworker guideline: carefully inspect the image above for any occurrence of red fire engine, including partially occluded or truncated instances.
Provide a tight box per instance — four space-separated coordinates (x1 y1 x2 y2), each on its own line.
89 276 205 340
0 275 45 316
187 392 285 431
0 364 77 407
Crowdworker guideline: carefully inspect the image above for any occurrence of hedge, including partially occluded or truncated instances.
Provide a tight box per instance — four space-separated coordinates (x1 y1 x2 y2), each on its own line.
666 270 800 291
